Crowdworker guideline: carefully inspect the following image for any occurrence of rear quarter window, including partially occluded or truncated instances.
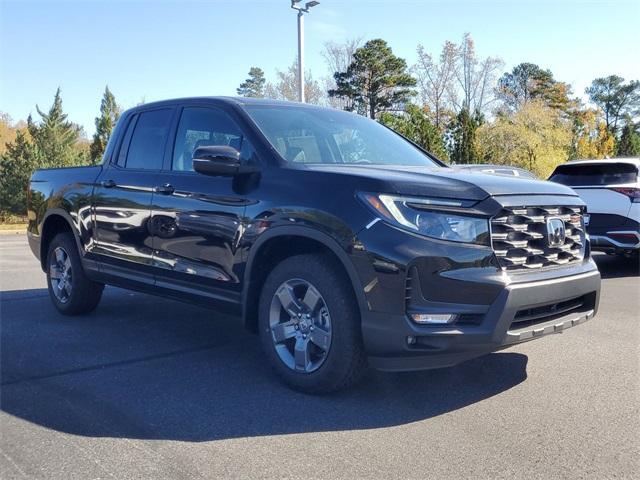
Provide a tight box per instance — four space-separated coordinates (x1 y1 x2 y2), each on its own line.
549 163 638 186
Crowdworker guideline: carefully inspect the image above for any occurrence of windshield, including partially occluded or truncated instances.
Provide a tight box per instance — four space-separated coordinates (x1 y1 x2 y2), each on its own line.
243 105 441 167
550 163 638 186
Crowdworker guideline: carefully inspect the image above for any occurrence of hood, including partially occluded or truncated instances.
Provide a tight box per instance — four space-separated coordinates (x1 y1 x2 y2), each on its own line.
304 165 578 201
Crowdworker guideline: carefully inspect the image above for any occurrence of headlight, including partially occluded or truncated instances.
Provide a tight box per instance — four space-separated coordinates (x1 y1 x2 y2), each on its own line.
359 193 490 245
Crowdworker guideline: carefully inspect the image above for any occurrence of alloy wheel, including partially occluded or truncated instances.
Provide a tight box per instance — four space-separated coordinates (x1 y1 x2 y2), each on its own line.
49 246 73 303
268 278 332 373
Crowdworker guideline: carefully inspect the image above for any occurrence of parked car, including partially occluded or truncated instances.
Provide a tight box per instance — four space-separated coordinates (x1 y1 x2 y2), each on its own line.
549 159 640 256
27 97 601 393
453 164 537 179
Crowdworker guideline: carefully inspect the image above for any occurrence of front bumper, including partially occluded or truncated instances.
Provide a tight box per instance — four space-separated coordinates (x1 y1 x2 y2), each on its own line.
590 232 640 252
352 195 601 372
363 267 600 371
587 213 640 252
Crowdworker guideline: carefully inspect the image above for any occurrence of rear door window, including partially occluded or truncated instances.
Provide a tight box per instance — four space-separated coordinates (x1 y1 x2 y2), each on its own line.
550 163 638 186
123 109 173 170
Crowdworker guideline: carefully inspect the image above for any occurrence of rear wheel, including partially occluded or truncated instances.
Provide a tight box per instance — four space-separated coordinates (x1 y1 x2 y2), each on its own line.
46 232 104 315
258 254 367 393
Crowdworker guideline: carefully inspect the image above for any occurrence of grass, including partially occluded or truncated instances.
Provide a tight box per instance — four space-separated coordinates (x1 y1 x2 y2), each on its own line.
0 213 28 231
0 223 27 231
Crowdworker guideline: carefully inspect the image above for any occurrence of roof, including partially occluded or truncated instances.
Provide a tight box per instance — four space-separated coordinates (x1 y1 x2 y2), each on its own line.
218 96 308 107
454 164 528 171
124 96 331 112
564 158 640 167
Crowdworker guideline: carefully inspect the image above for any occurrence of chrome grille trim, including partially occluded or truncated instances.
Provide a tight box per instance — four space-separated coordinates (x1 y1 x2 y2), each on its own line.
491 205 585 270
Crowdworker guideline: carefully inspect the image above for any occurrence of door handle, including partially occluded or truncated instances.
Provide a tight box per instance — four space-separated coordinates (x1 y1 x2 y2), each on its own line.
100 179 116 188
154 183 175 195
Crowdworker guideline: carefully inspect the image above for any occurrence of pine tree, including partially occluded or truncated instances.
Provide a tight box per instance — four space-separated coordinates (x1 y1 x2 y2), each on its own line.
237 67 266 98
329 39 416 119
379 105 448 160
90 86 121 163
586 76 640 134
29 88 82 167
1 89 88 215
617 120 640 156
0 130 40 215
497 63 574 113
450 108 481 164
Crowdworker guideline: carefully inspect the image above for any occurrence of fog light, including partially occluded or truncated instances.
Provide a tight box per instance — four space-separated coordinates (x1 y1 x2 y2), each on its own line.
411 313 457 324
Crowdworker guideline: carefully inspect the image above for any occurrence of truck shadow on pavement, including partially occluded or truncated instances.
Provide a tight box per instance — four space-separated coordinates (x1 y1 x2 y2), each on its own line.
1 287 528 442
592 252 640 279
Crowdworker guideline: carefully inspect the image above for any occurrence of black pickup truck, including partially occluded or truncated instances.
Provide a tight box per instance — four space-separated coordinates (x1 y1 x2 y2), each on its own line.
27 97 601 392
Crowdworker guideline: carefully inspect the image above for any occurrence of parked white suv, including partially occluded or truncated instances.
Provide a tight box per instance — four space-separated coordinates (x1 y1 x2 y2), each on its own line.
549 158 640 256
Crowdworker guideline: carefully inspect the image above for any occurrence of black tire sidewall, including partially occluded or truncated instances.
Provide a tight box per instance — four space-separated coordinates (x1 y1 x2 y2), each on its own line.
258 254 365 393
46 233 102 315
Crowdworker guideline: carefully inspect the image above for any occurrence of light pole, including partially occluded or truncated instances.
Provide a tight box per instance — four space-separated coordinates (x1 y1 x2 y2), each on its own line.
291 0 319 103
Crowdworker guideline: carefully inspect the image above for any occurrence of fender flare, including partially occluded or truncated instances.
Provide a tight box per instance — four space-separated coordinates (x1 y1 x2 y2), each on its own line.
39 208 85 268
241 225 368 327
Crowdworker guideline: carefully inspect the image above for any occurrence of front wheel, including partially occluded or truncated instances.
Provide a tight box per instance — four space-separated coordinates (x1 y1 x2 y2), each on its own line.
258 254 367 393
46 232 104 315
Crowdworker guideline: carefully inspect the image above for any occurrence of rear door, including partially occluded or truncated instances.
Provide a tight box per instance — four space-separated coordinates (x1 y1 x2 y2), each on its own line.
93 107 175 284
549 162 638 232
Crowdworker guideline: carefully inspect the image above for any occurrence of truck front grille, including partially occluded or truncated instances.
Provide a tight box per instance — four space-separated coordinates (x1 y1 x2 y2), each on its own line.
491 206 585 270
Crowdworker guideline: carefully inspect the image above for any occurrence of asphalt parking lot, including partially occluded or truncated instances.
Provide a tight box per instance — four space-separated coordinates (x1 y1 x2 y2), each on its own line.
0 233 638 479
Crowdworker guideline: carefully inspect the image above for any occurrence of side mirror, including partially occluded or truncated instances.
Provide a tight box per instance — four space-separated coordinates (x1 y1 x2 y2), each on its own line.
192 145 257 176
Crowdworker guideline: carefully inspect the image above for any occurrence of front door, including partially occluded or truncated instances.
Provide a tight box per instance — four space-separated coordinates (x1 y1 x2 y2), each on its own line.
150 105 258 309
93 107 175 284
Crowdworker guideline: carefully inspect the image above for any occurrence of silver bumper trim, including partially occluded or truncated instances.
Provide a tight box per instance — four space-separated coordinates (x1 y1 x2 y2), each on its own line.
504 309 595 344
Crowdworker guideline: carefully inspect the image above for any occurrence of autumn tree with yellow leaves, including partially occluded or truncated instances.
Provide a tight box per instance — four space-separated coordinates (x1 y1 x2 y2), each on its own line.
476 101 572 178
571 109 615 159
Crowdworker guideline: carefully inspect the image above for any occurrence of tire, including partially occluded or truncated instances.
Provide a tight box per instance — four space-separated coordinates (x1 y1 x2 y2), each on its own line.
46 232 104 315
258 253 367 393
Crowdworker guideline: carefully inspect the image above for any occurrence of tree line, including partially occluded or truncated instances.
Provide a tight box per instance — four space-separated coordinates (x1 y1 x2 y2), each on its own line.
1 33 639 218
237 35 640 175
0 87 120 219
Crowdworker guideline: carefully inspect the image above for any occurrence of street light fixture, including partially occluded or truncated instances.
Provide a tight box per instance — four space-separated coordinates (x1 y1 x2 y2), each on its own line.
291 0 320 103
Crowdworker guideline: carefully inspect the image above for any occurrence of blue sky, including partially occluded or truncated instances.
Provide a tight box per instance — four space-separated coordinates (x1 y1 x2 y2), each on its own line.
1 0 638 135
